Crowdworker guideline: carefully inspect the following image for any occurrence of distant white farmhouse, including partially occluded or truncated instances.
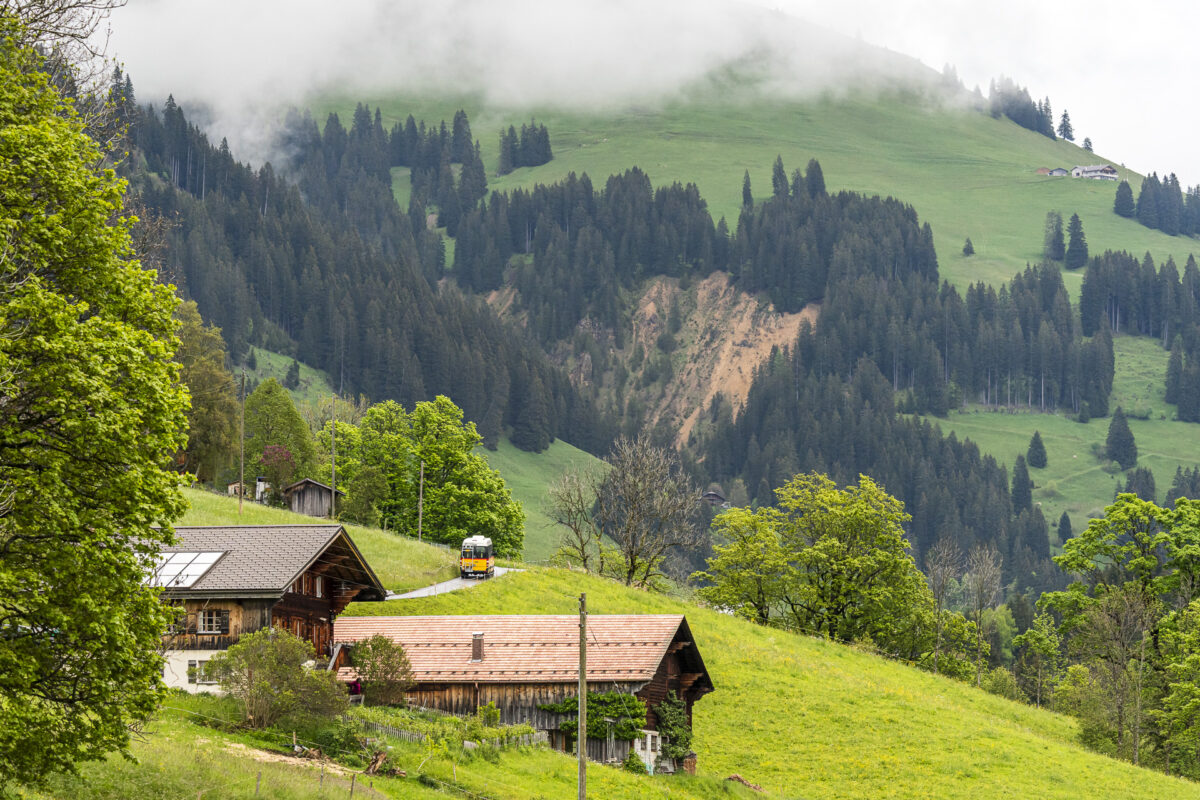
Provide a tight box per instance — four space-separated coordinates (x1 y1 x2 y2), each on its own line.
1072 164 1119 181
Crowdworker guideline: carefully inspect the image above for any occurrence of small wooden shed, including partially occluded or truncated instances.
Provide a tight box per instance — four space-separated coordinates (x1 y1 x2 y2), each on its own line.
281 478 344 518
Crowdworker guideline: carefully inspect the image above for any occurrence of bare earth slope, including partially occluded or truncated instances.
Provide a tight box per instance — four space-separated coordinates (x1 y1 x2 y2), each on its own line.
631 273 816 447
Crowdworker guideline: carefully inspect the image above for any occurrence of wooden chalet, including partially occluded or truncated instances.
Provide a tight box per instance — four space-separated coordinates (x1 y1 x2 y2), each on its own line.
281 478 345 518
152 525 386 691
333 614 713 771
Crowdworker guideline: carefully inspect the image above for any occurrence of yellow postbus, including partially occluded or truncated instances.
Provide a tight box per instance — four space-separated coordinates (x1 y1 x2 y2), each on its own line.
460 535 494 579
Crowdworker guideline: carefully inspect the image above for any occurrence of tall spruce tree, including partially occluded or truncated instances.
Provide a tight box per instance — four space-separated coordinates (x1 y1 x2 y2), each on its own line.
1057 110 1074 141
806 158 826 197
510 375 551 452
1057 511 1072 543
742 170 753 208
1083 137 1093 151
771 155 788 198
1043 211 1065 262
1027 431 1047 468
1065 213 1088 269
1105 406 1138 469
1119 467 1156 503
1012 454 1033 513
1114 180 1135 218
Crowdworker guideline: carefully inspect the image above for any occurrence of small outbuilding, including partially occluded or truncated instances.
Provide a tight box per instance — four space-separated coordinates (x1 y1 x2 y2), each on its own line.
281 478 345 518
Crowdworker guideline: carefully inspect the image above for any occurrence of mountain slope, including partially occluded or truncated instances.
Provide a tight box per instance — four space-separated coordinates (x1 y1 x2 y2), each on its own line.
313 90 1198 297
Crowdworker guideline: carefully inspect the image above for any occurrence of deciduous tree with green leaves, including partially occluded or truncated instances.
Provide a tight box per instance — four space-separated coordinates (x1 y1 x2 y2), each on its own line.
694 506 788 625
1013 613 1062 707
244 377 315 496
346 396 524 555
0 18 188 789
352 634 416 707
773 473 926 650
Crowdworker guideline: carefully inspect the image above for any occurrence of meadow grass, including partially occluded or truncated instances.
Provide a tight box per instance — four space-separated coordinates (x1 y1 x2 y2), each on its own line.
179 488 458 593
922 334 1200 536
345 567 1200 799
28 692 758 800
478 437 606 563
310 89 1200 297
243 347 334 408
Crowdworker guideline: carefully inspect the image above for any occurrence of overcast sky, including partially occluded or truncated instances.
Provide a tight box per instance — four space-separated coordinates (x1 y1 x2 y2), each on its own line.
762 0 1200 185
105 0 1199 185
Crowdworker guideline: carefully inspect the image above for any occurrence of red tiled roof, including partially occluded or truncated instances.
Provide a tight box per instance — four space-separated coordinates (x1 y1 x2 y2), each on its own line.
334 614 687 683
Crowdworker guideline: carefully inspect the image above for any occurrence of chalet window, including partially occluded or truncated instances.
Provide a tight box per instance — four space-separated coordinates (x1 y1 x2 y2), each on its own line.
314 575 324 598
197 609 230 635
187 659 217 685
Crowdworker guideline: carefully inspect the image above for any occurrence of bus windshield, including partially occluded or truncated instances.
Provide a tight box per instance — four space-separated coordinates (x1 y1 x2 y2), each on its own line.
462 546 491 559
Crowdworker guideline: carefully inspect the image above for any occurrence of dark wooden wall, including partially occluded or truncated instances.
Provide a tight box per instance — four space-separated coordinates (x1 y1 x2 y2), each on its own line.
407 680 647 729
288 484 334 518
272 591 335 657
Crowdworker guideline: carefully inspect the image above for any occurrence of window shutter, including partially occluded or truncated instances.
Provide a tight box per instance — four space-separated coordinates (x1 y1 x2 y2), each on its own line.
218 610 230 634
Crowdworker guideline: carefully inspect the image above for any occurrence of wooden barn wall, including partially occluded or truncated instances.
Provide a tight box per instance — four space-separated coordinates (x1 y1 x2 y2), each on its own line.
290 486 333 518
165 598 274 651
637 651 682 730
407 681 645 730
272 592 335 657
586 737 634 764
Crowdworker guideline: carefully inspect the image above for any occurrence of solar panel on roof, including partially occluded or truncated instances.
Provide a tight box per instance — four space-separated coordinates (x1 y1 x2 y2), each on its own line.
147 551 226 588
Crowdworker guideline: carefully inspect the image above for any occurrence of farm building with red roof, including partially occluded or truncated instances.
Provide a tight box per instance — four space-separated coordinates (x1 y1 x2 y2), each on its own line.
333 614 713 771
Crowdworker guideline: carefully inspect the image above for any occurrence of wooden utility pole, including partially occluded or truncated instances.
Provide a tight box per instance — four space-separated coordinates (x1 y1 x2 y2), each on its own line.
330 392 337 519
238 368 246 515
578 592 587 800
417 460 425 542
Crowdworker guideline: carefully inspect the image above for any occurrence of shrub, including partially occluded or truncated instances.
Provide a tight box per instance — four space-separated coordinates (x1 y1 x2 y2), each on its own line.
538 692 647 742
656 691 693 761
205 628 348 728
981 666 1027 703
353 634 415 707
622 749 648 774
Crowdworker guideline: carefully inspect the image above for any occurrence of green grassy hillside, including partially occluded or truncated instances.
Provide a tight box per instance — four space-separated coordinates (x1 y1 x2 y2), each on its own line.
921 334 1200 538
303 87 1200 538
244 347 335 408
478 437 605 564
28 695 751 800
346 567 1198 799
312 89 1199 297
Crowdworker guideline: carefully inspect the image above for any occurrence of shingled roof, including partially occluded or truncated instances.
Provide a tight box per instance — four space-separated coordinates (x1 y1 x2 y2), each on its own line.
334 614 712 691
158 525 385 601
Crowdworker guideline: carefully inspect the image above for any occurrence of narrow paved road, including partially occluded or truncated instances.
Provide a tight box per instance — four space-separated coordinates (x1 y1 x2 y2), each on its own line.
387 566 521 600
